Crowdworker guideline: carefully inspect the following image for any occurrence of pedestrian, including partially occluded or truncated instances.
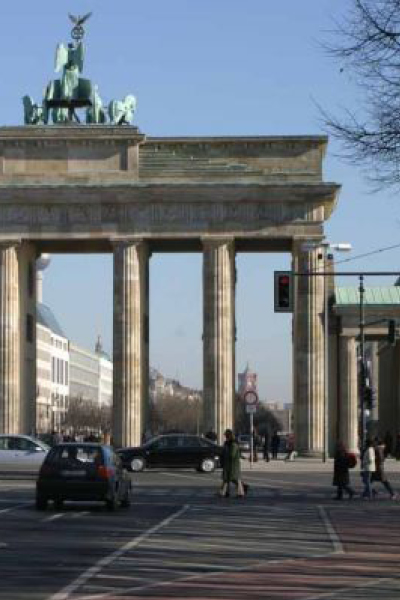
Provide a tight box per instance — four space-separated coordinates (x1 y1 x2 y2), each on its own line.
271 431 280 459
395 433 400 461
361 438 376 499
219 429 248 498
332 441 355 500
383 430 393 458
284 434 296 461
371 438 397 500
263 431 270 462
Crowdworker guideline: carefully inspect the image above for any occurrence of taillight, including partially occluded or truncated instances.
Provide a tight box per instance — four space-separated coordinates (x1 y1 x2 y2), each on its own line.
97 465 114 479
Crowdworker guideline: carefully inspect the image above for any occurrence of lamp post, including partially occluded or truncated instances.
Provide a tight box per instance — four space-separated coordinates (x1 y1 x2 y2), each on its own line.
301 241 352 461
358 275 366 454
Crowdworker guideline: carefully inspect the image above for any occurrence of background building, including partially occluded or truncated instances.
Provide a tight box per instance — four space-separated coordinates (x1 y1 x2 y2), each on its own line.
238 364 258 396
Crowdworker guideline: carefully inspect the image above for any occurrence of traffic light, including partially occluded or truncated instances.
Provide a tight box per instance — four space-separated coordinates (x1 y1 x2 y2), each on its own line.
388 320 397 345
274 271 293 313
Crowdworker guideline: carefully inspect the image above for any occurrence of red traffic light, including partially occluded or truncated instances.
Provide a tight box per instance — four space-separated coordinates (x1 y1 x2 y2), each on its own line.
274 271 293 313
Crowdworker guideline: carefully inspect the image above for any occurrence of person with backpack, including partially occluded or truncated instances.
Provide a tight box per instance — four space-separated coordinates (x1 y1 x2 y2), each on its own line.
333 441 355 500
361 438 376 499
371 438 397 500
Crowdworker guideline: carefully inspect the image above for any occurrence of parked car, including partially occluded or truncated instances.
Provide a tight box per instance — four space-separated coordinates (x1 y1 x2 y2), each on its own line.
237 434 251 452
36 443 131 511
0 434 50 472
117 434 223 473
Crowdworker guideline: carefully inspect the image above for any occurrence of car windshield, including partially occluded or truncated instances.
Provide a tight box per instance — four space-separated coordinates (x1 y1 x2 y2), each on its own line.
45 445 104 466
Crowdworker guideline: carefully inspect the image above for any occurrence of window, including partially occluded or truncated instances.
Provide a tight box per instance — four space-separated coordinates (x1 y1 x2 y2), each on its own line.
65 362 69 385
51 357 55 382
0 437 10 450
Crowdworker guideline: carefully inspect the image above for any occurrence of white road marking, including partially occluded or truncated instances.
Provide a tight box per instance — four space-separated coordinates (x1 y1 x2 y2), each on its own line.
317 505 344 554
72 512 89 518
303 576 397 600
0 501 31 514
48 504 189 600
43 513 65 523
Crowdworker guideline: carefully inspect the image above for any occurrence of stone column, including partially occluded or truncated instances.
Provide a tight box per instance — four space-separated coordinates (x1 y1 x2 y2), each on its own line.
339 336 358 453
203 238 235 443
112 240 149 448
293 244 325 456
0 243 20 434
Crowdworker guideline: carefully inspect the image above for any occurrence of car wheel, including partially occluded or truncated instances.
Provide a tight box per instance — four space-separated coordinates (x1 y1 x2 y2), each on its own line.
54 499 63 510
199 458 215 473
35 495 48 511
106 494 117 511
130 457 145 472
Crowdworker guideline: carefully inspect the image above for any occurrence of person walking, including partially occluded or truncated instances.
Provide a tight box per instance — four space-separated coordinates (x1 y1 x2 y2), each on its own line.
333 441 355 500
371 438 397 500
361 438 376 499
263 431 270 462
284 434 296 462
383 430 393 458
271 431 280 460
395 433 400 461
219 429 248 498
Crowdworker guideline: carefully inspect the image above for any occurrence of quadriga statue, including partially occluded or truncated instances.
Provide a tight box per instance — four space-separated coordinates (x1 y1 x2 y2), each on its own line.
108 95 136 125
22 96 46 125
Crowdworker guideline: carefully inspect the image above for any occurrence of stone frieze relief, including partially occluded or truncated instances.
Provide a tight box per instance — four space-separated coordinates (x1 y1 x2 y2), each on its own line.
0 201 315 231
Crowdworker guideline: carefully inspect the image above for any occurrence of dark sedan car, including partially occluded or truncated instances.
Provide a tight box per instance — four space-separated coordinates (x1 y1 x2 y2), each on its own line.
36 443 131 511
117 434 223 473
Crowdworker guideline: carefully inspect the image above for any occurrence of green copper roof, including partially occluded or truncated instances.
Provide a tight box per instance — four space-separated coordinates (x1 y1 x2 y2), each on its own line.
335 287 400 306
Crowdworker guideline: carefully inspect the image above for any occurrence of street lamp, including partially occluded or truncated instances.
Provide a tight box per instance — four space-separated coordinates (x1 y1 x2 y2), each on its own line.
302 241 352 461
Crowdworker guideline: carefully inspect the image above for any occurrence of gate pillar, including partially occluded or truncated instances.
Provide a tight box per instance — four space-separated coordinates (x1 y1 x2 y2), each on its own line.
293 244 325 456
0 243 21 434
339 335 359 453
112 240 149 448
202 238 235 443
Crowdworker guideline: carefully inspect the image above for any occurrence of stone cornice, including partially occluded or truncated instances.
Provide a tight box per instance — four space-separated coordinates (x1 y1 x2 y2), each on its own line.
0 126 145 145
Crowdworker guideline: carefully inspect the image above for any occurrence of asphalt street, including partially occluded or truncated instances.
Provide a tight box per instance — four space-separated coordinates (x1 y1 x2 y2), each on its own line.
1 463 400 599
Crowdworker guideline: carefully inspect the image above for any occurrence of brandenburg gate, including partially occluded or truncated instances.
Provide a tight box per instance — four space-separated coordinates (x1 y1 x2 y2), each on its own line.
0 16 340 455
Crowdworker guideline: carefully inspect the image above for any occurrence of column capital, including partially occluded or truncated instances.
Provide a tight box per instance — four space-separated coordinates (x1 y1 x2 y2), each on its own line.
201 236 235 248
110 237 147 248
292 237 324 252
0 239 22 250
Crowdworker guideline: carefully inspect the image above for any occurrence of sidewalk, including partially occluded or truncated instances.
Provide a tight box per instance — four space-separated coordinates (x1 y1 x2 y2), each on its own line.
241 455 400 472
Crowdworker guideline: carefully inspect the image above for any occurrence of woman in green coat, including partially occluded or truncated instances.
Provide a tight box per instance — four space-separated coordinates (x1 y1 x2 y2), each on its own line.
220 429 247 498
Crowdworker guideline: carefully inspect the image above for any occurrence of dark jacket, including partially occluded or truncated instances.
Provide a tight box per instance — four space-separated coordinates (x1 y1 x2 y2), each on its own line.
333 451 350 486
372 444 387 482
221 439 241 482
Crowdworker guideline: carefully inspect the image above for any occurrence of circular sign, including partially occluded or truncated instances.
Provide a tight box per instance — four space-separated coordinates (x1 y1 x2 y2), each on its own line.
244 390 259 406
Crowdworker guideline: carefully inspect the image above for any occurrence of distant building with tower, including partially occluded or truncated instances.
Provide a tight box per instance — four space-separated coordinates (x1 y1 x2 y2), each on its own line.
238 364 258 396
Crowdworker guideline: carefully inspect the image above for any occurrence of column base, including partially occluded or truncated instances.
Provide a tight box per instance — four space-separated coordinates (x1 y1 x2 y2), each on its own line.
296 450 325 459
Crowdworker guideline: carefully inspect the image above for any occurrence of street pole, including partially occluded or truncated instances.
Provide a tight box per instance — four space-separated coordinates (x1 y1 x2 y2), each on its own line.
359 275 366 454
323 250 329 462
250 412 254 469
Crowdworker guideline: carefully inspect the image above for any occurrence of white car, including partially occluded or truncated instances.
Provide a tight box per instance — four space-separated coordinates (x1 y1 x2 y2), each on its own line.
0 434 50 472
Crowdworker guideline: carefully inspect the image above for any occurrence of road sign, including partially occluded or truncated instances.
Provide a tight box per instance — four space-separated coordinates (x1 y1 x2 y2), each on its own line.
246 405 257 414
244 390 259 406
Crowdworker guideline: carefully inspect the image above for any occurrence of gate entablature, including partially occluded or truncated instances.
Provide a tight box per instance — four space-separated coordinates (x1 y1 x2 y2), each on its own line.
0 127 339 247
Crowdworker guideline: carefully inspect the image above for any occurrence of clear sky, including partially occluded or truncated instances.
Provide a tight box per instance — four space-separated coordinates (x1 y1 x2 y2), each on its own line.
2 1 400 402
